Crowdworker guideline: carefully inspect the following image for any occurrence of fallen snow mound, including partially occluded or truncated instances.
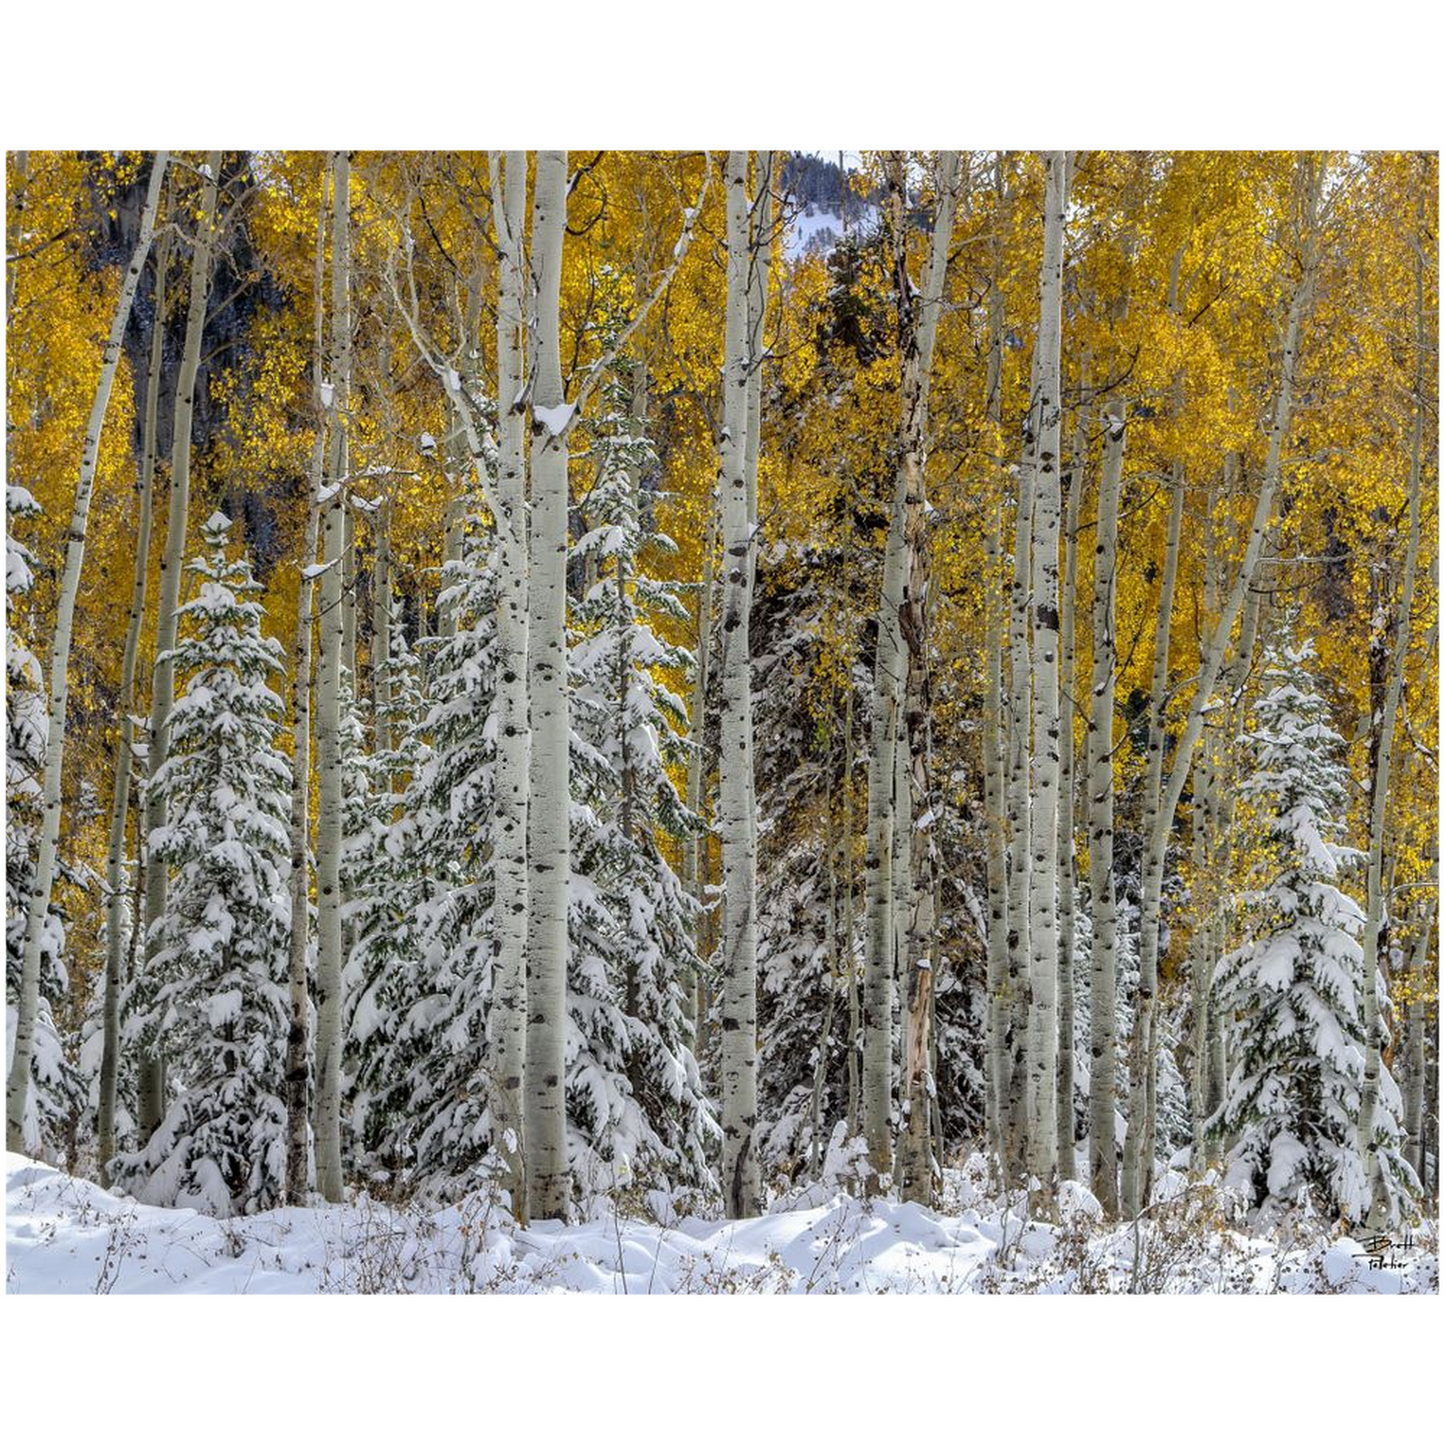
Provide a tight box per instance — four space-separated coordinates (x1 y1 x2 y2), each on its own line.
6 1154 1436 1294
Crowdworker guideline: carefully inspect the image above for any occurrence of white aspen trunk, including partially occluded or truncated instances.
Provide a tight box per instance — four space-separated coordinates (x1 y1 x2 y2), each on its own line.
743 152 774 601
718 151 762 1218
1124 160 1323 1216
524 150 571 1223
313 150 352 1203
1024 150 1069 1190
981 171 1012 1175
7 153 168 1150
1357 180 1427 1222
1055 389 1085 1182
861 161 917 1191
1086 399 1127 1215
139 154 219 1144
97 217 171 1180
284 166 330 1204
488 150 531 1219
1004 259 1043 1183
894 150 960 1205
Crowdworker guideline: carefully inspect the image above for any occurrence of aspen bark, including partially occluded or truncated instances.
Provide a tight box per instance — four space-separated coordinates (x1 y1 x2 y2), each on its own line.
1123 159 1322 1215
313 150 351 1203
1055 390 1086 1182
718 151 762 1218
743 152 774 599
894 150 960 1204
1086 400 1127 1215
524 150 571 1222
97 215 171 1180
1357 177 1427 1222
488 150 531 1218
1004 267 1043 1182
283 165 330 1204
139 153 218 1145
1023 151 1069 1189
982 166 1012 1175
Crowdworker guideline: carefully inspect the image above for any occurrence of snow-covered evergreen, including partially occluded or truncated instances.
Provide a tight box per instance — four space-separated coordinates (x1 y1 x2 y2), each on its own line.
354 508 504 1192
5 485 83 1158
110 514 292 1216
1210 635 1418 1224
341 592 430 1170
567 320 715 1193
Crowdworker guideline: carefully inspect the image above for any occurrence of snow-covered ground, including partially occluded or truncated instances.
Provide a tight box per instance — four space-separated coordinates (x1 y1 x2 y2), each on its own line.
7 1153 1435 1294
784 202 878 259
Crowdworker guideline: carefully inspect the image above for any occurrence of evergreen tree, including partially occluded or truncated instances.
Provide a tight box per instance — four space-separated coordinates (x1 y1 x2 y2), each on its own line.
341 591 430 1170
1210 634 1418 1224
358 509 504 1193
111 514 291 1215
568 316 716 1193
5 485 83 1157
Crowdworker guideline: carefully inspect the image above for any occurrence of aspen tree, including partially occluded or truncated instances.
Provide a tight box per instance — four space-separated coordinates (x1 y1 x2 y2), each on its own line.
488 150 531 1218
894 150 960 1204
139 153 220 1146
1123 158 1323 1215
98 215 171 1179
1004 190 1044 1179
313 150 351 1203
524 150 572 1222
1086 400 1126 1214
1357 169 1429 1223
283 163 330 1203
1055 390 1086 1182
7 154 169 1149
861 160 914 1189
718 151 762 1218
981 161 1012 1175
1024 150 1069 1189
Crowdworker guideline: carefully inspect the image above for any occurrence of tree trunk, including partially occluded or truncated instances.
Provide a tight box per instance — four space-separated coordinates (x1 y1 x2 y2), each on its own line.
894 150 960 1205
1086 399 1127 1215
1055 384 1086 1183
487 150 532 1220
718 151 762 1218
1024 150 1069 1191
982 163 1012 1177
97 215 171 1180
313 150 352 1203
524 150 571 1223
283 161 330 1204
